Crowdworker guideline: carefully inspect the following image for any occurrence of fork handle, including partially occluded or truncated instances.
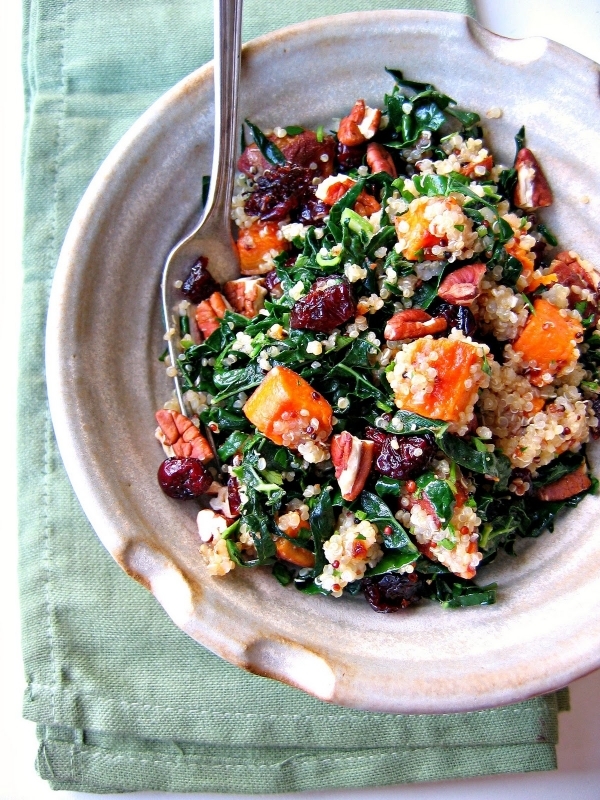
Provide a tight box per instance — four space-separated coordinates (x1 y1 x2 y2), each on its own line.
202 0 244 228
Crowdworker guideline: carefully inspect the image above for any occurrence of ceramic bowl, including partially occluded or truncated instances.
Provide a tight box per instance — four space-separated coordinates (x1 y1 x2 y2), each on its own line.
46 11 600 713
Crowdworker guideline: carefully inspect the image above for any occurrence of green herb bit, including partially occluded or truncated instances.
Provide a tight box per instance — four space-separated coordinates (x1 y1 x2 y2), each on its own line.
520 293 535 313
272 562 293 586
158 347 169 362
285 125 304 136
316 125 324 143
179 314 190 336
514 125 526 159
438 538 455 550
536 222 558 247
316 251 342 268
341 207 374 235
244 118 286 166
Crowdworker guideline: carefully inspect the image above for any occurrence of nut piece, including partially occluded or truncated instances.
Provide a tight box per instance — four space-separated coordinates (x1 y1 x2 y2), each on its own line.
315 174 381 216
437 263 487 306
330 431 375 501
195 291 230 339
513 147 553 211
223 278 267 318
384 308 447 341
155 409 213 462
549 250 599 291
338 99 381 147
315 175 356 205
535 462 591 502
366 142 397 177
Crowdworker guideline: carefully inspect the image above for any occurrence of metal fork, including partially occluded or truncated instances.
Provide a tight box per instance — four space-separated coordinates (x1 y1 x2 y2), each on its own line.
161 0 243 433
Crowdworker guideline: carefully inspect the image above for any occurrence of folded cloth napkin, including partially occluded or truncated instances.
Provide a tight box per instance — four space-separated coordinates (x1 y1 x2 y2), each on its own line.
19 0 570 792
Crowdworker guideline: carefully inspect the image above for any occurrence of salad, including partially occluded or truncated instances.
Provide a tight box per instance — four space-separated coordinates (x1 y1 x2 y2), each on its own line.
155 69 599 612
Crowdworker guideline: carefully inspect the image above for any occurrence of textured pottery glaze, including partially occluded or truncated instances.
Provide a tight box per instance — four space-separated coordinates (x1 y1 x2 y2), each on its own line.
46 11 600 713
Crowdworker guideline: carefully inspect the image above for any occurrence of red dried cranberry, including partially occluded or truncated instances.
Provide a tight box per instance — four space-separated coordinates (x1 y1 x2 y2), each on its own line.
157 457 212 499
592 397 600 439
336 141 366 172
263 269 282 297
530 236 547 264
227 475 242 517
181 256 219 303
436 302 478 338
365 427 436 480
363 572 423 612
297 197 329 225
290 276 356 333
244 165 316 222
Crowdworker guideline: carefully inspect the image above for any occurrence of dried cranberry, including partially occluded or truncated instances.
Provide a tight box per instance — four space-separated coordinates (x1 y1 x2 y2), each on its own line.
244 165 316 222
290 276 356 333
592 397 600 439
262 269 283 298
365 427 436 480
363 572 423 612
227 475 242 517
436 302 478 338
157 457 212 499
530 236 547 264
336 141 366 172
181 256 219 303
297 197 329 225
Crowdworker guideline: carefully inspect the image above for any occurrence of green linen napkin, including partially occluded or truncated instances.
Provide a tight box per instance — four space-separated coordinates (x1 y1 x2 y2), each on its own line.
19 0 570 793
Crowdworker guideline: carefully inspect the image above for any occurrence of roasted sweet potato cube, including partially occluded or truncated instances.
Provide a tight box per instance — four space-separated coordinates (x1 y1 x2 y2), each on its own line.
243 365 332 446
274 537 315 568
389 337 485 423
513 298 583 385
237 221 288 276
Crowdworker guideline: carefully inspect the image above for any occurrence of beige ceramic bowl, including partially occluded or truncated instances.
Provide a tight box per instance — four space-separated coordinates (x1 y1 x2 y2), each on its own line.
47 11 600 713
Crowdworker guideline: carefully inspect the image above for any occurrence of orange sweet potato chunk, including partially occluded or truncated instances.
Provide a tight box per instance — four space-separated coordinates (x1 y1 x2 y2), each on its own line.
394 338 483 422
237 221 288 275
243 366 332 445
274 537 315 568
513 297 582 384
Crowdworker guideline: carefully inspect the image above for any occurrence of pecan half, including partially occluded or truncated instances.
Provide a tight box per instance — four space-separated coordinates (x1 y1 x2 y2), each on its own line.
354 191 381 217
316 175 356 206
437 263 487 306
384 308 447 341
223 278 267 318
535 462 591 502
366 142 397 177
513 147 553 211
155 409 213 462
338 99 381 147
195 291 229 339
330 431 375 501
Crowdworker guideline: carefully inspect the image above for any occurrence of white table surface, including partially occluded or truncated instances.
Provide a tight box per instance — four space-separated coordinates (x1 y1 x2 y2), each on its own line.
2 2 599 798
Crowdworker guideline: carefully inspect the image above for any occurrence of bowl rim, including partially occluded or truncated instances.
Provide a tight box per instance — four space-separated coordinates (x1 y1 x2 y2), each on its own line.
46 9 600 714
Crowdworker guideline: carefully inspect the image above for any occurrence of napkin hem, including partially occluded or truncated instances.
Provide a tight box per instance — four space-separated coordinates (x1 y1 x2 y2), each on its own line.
24 682 562 749
36 730 557 794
